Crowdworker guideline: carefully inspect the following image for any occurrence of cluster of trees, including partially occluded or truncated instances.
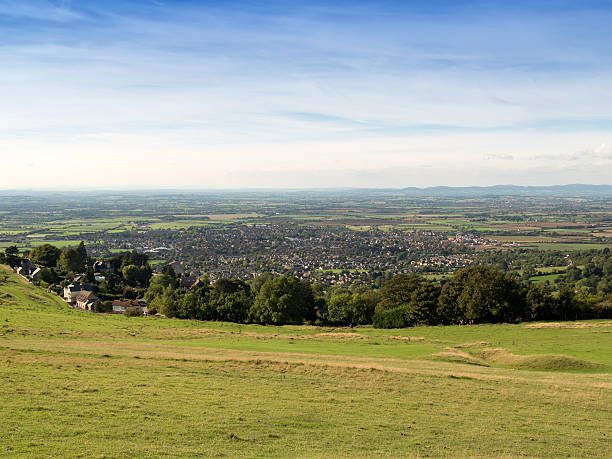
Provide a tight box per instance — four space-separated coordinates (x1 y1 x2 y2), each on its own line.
1 243 154 303
143 264 611 327
4 241 611 328
145 269 319 324
1 242 89 276
475 247 612 296
559 250 612 296
28 242 89 272
1 246 21 268
372 267 610 329
373 269 530 328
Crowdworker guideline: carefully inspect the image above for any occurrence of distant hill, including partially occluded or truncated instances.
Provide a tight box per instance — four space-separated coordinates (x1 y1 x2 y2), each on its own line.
1 184 612 198
395 184 612 197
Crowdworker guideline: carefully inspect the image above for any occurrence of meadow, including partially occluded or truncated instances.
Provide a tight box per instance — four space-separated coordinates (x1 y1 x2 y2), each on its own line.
1 266 611 457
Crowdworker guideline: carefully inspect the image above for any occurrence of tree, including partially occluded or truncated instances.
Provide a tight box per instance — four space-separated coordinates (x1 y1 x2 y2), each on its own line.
214 278 250 295
121 264 152 287
373 306 410 328
438 266 526 324
144 273 177 304
526 283 556 320
122 265 141 286
162 264 177 279
327 292 353 325
557 286 579 321
150 285 178 318
377 274 423 311
38 267 60 285
76 241 88 266
84 267 95 284
5 246 20 269
94 301 113 313
57 248 84 273
29 244 61 267
212 290 251 323
123 285 138 300
249 273 274 297
177 291 201 319
406 283 441 325
565 266 583 283
350 291 378 325
249 276 315 325
121 250 148 269
603 260 612 276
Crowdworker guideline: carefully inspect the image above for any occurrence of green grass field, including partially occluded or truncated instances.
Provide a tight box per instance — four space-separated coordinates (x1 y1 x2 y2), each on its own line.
1 266 611 457
529 273 563 284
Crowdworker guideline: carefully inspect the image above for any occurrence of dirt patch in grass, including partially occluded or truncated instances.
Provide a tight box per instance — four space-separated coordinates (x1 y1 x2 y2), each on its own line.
314 332 364 339
452 341 491 348
393 336 425 342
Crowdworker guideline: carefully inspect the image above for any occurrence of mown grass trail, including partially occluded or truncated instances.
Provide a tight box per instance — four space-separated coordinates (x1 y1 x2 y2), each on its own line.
1 267 611 457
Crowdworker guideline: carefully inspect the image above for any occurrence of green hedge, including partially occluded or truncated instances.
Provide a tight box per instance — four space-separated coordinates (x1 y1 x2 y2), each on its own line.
373 305 411 328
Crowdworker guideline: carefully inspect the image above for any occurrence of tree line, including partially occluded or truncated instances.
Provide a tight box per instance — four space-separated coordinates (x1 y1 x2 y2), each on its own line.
3 243 611 328
146 264 612 328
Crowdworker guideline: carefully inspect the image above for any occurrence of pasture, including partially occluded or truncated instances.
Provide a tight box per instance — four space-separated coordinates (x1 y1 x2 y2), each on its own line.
0 267 610 457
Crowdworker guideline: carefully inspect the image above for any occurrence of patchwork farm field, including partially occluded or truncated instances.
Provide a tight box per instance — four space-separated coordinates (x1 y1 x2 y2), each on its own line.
1 192 610 257
1 267 611 457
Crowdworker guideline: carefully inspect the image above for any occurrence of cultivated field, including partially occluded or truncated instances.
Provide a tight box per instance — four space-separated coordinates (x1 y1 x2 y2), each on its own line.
1 267 611 457
1 192 610 256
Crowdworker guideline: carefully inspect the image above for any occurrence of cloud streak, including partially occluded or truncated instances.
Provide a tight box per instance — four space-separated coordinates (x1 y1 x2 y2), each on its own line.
0 1 611 188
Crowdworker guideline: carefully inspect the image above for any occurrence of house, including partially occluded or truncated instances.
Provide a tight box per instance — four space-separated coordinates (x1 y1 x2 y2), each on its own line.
169 261 186 275
93 260 113 273
112 299 147 314
19 258 36 276
76 291 98 311
64 284 92 304
179 274 200 288
30 267 41 281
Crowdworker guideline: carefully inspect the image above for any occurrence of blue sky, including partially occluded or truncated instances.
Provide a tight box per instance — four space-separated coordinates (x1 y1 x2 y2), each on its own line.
1 0 611 188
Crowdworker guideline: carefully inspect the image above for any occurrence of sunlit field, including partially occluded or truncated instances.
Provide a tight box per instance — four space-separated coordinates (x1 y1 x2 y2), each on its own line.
1 267 610 457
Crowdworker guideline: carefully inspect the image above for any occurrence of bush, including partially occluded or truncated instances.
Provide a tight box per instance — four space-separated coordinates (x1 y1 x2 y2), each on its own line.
125 306 143 317
373 305 410 328
578 301 612 319
94 301 113 313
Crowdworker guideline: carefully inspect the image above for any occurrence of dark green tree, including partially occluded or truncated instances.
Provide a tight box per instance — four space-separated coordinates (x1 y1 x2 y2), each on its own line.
249 276 315 325
438 266 526 324
526 283 557 320
57 248 84 273
76 241 88 266
38 267 60 285
29 244 61 267
5 246 20 269
122 265 141 286
377 274 423 311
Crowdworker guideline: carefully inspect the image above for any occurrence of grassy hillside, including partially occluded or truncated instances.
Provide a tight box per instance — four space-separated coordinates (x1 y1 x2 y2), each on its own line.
1 266 611 457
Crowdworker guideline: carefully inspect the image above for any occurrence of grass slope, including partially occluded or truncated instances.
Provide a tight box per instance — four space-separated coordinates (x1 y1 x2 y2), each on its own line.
1 267 611 457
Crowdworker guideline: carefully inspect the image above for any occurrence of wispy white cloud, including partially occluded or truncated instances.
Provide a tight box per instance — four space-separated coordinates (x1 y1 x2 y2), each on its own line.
0 0 82 21
1 1 612 188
